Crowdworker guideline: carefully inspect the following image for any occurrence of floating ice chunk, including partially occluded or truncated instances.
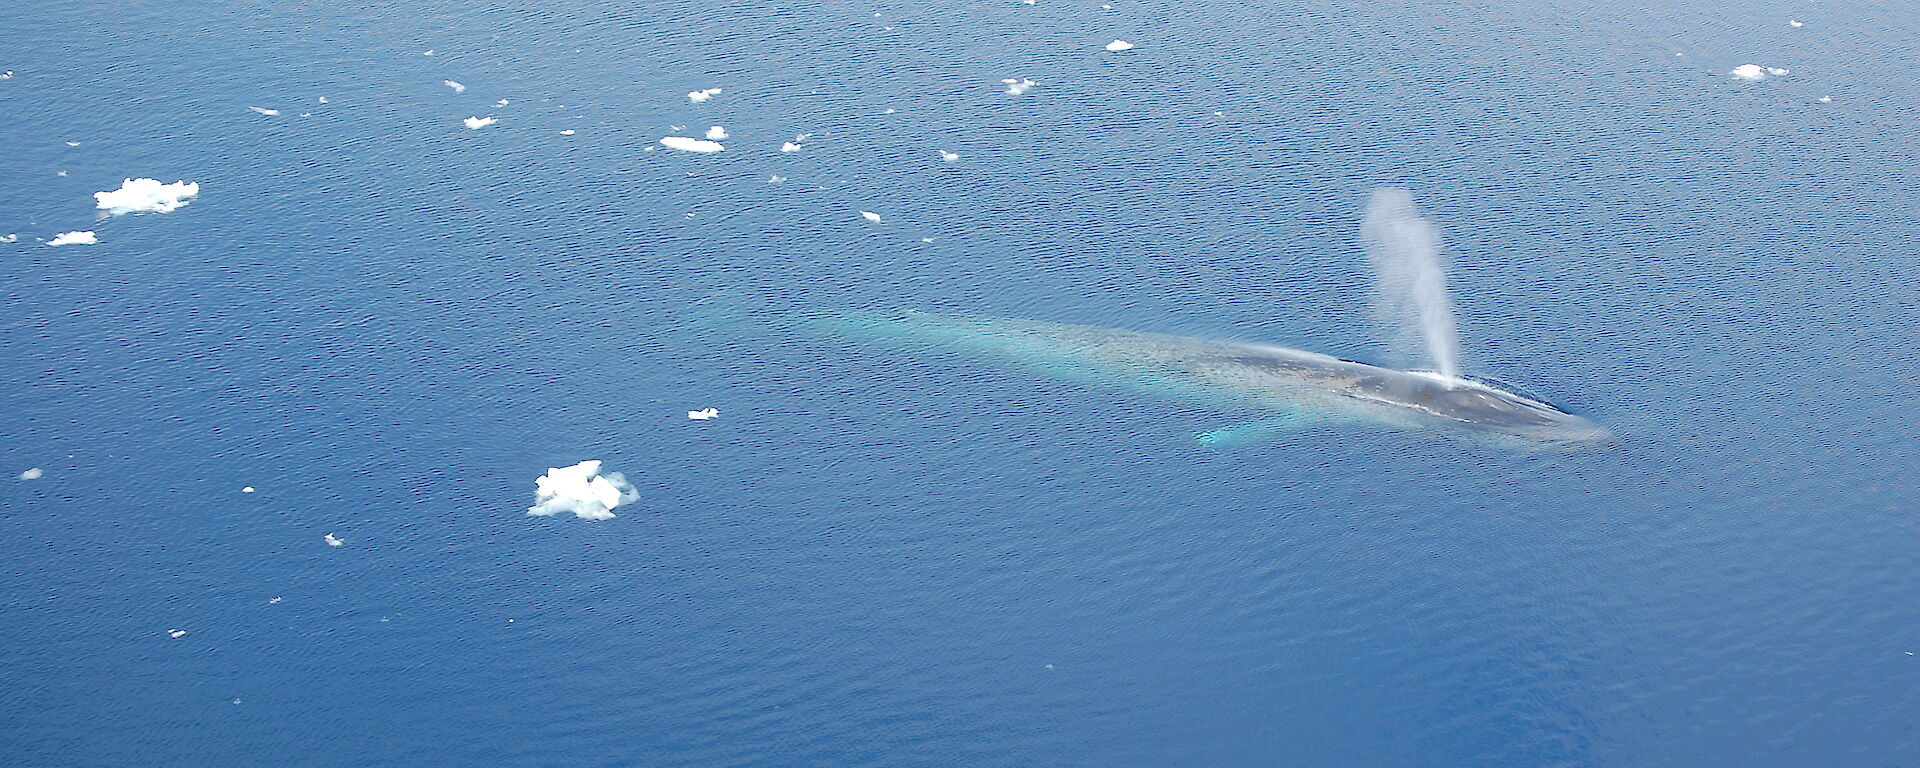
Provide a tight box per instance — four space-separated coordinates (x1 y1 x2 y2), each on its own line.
47 231 97 246
324 532 344 547
444 79 466 93
241 486 254 493
248 106 280 115
56 171 66 177
860 210 882 222
168 629 187 639
687 87 723 103
688 407 719 420
268 596 283 604
494 99 509 107
65 141 80 147
781 141 802 152
660 136 724 152
1817 95 1833 103
317 96 329 103
705 125 728 139
1002 78 1037 95
768 175 786 183
1 234 17 243
0 71 12 79
938 149 959 162
95 178 199 215
529 460 637 521
464 116 496 129
559 129 576 135
423 49 434 56
1730 64 1767 80
1105 40 1135 51
19 467 42 480
1789 19 1803 27
1766 66 1789 76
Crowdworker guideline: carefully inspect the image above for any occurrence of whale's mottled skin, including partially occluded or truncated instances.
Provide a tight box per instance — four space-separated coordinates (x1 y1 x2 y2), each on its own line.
812 311 1610 445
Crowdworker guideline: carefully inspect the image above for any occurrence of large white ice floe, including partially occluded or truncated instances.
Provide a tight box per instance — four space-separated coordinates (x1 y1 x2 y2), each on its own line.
1730 64 1788 81
687 408 720 420
1001 78 1037 95
705 125 728 139
324 532 345 547
47 231 97 246
95 178 199 215
661 136 724 152
444 79 466 94
529 460 636 521
688 87 723 103
1105 40 1135 51
464 116 496 129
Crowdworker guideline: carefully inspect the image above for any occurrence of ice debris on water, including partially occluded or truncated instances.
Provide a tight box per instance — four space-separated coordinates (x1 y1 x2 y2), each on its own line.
939 149 959 162
768 175 786 183
95 178 199 215
168 629 187 639
661 136 724 153
528 460 637 521
1730 64 1788 81
464 116 496 129
444 79 466 94
324 532 344 547
1002 78 1037 95
860 210 882 222
1789 19 1804 27
241 486 254 493
705 125 728 139
19 467 42 480
1105 40 1135 51
1 234 16 243
688 408 720 420
248 106 280 116
687 87 723 103
494 99 509 107
48 231 97 246
560 129 576 135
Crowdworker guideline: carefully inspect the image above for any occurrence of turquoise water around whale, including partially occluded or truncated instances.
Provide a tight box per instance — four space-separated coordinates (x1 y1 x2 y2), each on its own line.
2 0 1916 765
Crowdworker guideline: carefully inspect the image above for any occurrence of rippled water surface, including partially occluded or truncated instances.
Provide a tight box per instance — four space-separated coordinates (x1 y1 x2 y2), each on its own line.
2 0 1915 765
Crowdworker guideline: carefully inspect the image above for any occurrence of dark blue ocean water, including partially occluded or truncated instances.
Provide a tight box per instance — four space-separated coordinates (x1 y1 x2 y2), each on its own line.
2 0 1915 765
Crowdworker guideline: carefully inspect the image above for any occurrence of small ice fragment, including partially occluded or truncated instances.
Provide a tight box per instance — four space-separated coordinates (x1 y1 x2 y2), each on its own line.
324 532 344 547
1002 78 1037 95
241 486 255 493
268 596 283 604
318 96 329 103
768 175 786 183
1766 66 1789 76
423 49 434 56
1789 19 1803 27
660 136 724 152
939 149 959 162
1 234 17 243
56 171 67 177
65 141 80 147
1101 3 1112 8
0 71 12 79
705 125 728 139
168 629 187 639
920 237 935 242
688 408 720 420
883 108 895 114
248 106 280 115
494 98 509 107
860 210 882 222
95 178 199 215
443 79 466 93
1105 40 1135 51
19 467 42 480
464 116 496 129
1817 95 1832 103
1730 64 1767 80
47 231 97 246
781 141 802 152
687 87 723 103
559 129 576 135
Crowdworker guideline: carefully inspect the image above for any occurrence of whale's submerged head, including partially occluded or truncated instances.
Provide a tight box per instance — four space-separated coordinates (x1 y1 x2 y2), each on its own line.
1348 371 1612 444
